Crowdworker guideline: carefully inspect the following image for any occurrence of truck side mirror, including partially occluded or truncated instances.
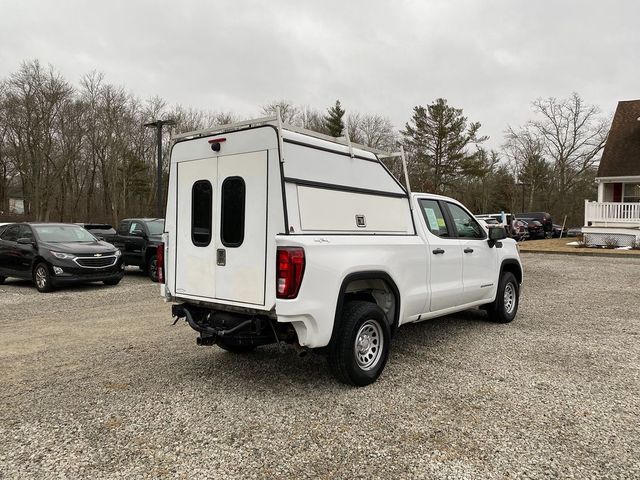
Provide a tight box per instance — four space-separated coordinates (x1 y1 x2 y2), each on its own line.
488 226 507 247
17 237 35 246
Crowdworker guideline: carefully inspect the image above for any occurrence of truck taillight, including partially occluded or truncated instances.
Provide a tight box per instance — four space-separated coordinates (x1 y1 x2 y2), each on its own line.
156 243 164 284
277 247 305 299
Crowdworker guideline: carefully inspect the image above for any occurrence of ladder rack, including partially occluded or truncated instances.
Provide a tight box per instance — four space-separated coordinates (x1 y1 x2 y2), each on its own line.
170 113 412 195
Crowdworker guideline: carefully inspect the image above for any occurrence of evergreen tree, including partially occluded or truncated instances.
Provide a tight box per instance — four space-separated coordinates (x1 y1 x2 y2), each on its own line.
401 98 487 194
324 100 345 137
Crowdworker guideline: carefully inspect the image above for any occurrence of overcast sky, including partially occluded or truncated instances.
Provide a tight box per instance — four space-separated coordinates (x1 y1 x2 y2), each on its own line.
1 0 638 148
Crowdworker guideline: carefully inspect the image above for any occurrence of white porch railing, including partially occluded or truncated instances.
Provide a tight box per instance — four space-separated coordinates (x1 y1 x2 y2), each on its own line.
585 200 640 225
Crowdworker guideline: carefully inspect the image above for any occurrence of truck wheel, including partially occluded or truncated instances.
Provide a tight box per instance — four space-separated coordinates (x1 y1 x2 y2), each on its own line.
486 272 519 323
33 262 54 293
147 255 158 282
216 339 256 353
328 301 391 387
0 276 5 285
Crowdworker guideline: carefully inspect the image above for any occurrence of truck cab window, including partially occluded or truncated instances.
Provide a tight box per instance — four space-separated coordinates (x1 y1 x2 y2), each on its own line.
221 177 246 247
118 221 130 236
418 199 450 237
192 180 213 247
446 203 485 239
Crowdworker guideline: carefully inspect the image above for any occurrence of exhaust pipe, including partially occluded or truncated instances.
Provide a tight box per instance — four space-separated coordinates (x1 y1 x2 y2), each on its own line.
294 343 309 358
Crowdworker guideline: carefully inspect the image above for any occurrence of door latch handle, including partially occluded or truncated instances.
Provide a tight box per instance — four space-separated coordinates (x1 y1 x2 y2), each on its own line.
432 248 445 255
217 249 226 266
464 248 474 253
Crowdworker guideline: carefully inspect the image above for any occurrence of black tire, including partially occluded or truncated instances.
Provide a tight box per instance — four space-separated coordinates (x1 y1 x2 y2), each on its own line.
0 276 5 285
103 278 122 286
216 339 256 353
33 262 54 293
147 254 158 282
328 301 391 387
485 272 519 323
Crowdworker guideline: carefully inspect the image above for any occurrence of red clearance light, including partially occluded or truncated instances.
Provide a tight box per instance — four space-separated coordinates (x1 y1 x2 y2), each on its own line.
156 243 164 284
207 137 227 144
276 247 305 299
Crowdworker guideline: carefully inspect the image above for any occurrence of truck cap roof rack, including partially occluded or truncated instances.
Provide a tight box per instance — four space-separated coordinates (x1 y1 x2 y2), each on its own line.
171 110 411 195
171 114 391 157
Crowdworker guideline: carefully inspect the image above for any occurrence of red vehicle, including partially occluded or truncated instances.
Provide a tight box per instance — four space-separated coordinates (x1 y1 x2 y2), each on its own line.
519 219 545 240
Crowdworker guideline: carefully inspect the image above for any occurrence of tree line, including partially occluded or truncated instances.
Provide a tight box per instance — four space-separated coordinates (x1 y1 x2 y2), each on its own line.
0 60 609 226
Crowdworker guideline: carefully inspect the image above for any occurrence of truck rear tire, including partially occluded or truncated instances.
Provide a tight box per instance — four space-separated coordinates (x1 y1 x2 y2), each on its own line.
0 276 5 285
485 272 519 323
328 301 391 387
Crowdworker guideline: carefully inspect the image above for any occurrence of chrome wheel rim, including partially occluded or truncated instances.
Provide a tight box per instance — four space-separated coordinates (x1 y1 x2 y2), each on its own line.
35 267 47 289
504 282 516 314
354 320 383 371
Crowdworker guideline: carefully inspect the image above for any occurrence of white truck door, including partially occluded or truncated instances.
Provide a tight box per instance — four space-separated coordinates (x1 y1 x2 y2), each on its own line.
174 151 268 306
214 151 268 306
444 202 499 304
417 198 464 312
175 158 218 299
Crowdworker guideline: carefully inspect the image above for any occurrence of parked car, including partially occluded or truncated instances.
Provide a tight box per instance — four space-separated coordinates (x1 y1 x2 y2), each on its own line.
519 219 546 240
161 117 523 386
511 220 529 241
515 212 553 238
567 227 583 237
76 223 117 242
552 224 568 238
112 218 164 281
0 223 124 292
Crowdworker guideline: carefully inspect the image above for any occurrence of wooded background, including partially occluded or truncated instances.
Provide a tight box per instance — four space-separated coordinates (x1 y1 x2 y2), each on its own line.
0 60 609 226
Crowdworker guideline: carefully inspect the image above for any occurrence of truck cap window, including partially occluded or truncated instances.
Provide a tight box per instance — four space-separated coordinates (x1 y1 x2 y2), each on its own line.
418 199 450 237
221 177 245 247
192 180 213 247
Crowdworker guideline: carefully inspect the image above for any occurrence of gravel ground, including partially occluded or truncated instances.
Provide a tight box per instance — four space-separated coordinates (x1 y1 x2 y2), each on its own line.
1 255 639 479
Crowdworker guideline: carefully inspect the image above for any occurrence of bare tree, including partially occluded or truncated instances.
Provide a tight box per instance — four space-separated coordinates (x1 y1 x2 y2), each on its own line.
503 126 552 211
261 100 300 125
529 93 608 203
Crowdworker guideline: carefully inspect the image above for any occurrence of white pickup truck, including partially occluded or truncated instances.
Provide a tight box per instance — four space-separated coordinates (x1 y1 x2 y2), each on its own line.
159 115 523 386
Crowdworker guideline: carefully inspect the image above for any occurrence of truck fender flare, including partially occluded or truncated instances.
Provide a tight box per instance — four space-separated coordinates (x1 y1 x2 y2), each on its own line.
499 258 522 284
330 271 401 345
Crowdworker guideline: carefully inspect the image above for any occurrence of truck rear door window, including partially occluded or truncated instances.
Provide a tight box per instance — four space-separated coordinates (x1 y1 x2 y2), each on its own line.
221 177 245 247
418 199 450 237
192 180 213 247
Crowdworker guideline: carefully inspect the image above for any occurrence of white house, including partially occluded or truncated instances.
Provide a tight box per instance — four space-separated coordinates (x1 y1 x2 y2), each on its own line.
583 99 640 246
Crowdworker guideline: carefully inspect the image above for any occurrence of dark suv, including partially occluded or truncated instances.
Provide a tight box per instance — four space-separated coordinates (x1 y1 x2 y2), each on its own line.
112 218 164 281
515 212 553 238
0 223 124 292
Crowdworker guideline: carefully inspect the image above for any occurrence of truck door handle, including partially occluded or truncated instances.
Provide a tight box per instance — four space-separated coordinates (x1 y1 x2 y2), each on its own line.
464 248 474 253
432 248 445 255
217 249 226 266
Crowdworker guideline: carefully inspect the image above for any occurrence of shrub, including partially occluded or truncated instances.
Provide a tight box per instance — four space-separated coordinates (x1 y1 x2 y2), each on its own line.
602 236 618 249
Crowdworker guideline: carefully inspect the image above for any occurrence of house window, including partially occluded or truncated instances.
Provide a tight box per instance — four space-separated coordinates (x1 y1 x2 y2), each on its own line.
623 183 640 203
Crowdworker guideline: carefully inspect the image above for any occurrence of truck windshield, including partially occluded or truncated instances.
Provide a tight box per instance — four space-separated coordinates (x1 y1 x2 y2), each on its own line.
146 220 164 235
33 225 97 243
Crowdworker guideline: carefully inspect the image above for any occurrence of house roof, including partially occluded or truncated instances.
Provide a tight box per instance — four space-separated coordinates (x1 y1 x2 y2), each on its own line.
597 100 640 178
